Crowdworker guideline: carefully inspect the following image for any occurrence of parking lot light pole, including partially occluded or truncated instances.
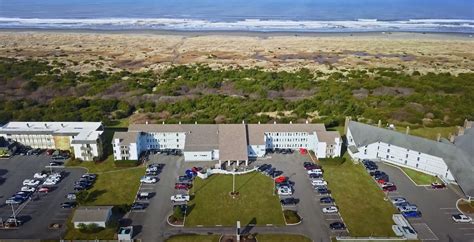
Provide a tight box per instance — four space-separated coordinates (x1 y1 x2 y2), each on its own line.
10 204 17 226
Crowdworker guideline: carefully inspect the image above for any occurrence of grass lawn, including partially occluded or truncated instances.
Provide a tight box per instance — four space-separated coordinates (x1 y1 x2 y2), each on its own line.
256 234 311 242
64 221 116 240
66 156 145 205
185 172 285 226
165 234 221 242
400 166 442 185
319 155 397 237
395 125 457 141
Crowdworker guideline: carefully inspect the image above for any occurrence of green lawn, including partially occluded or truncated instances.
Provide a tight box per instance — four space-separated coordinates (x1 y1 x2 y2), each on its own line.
185 172 285 226
66 156 145 205
400 166 442 185
64 221 116 240
395 125 457 141
256 234 311 242
165 235 221 242
320 156 397 237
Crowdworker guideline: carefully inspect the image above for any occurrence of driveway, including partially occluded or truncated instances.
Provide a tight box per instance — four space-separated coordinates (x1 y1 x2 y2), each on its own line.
379 163 474 242
0 155 85 239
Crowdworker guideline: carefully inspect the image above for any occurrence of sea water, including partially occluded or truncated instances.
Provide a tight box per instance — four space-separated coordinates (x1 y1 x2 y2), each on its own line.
0 0 473 32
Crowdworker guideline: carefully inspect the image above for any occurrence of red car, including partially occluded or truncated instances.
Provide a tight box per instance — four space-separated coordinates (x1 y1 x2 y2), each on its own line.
431 182 446 189
383 185 397 192
377 178 388 184
192 167 203 173
274 176 288 183
175 183 192 190
38 187 50 193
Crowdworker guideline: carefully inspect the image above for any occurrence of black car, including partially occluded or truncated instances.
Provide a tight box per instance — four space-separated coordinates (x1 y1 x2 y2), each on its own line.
131 202 147 210
273 170 284 177
61 202 77 208
82 173 97 180
317 187 330 194
280 197 299 205
320 196 334 203
375 173 389 182
258 164 270 172
264 167 276 176
329 222 346 230
303 162 313 167
73 185 87 191
366 165 378 171
309 173 323 179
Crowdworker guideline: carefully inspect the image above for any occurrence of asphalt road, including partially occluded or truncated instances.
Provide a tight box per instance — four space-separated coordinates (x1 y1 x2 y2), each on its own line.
0 154 85 239
379 162 474 242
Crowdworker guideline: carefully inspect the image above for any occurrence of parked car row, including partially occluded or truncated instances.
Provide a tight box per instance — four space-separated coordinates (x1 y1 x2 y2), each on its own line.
5 170 62 206
303 161 347 231
73 173 97 191
389 197 422 218
132 163 165 211
266 148 294 155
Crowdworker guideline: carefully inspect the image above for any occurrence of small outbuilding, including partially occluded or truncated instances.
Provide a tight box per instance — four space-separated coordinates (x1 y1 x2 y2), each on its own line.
72 206 113 228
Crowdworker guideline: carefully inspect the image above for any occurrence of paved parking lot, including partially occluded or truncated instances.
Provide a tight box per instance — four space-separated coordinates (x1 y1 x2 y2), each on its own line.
254 153 342 241
0 155 85 239
378 162 474 242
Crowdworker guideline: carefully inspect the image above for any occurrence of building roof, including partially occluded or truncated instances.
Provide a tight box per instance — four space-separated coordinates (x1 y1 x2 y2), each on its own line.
348 121 474 197
0 122 103 142
72 206 113 223
317 131 340 144
247 123 326 145
184 125 219 152
218 124 248 161
113 132 139 146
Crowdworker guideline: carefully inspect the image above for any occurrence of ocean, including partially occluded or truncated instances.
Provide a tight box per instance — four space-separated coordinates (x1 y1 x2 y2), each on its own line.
0 0 473 33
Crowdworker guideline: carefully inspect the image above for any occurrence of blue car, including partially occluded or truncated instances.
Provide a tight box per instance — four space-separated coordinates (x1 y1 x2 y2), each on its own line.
402 211 422 218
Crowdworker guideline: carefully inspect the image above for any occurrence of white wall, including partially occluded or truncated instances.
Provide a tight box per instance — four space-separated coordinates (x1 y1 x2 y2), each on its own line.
315 142 327 158
184 151 213 161
248 145 265 157
347 127 455 182
140 132 186 150
71 143 100 161
3 134 55 149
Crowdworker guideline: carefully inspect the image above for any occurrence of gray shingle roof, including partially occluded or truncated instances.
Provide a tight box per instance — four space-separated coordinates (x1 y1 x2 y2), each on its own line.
218 124 248 161
72 206 113 223
113 132 139 146
184 125 219 152
348 121 474 197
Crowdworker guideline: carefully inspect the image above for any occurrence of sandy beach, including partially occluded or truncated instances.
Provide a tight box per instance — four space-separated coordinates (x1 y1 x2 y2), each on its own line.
0 30 473 74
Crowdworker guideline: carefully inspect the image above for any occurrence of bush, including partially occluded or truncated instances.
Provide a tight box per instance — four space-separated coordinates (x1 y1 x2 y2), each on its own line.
283 210 301 224
170 206 185 223
114 160 139 167
77 223 104 233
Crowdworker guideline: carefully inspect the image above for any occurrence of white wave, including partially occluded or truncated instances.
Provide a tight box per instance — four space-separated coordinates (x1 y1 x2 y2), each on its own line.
0 17 473 32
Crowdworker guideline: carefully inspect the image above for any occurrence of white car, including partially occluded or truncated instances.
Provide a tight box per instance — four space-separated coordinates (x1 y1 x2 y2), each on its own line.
22 179 40 186
43 179 57 186
20 186 36 192
307 169 323 175
311 179 327 186
390 197 407 204
322 206 339 213
33 173 48 179
146 166 158 172
452 214 473 223
171 194 190 202
278 187 293 196
140 176 158 184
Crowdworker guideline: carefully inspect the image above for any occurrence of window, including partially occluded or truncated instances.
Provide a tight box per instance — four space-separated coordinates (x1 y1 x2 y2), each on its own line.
416 163 419 168
404 160 407 165
417 157 420 161
387 149 390 153
406 154 408 158
386 155 389 159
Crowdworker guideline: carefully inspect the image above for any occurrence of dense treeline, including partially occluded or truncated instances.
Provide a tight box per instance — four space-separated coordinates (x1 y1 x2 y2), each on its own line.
0 58 473 127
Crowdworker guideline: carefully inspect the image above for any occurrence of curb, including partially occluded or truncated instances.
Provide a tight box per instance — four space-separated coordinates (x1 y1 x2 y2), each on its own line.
166 213 185 227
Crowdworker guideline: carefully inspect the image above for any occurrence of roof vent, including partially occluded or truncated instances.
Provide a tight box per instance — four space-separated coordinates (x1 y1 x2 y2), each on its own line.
44 123 48 128
26 123 30 127
61 123 65 127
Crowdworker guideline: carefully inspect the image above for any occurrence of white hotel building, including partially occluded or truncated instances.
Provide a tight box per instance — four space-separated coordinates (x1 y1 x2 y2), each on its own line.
0 122 104 161
346 120 474 199
112 122 342 164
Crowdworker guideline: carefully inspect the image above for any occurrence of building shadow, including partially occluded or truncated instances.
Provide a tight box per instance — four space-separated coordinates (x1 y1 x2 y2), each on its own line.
241 217 257 235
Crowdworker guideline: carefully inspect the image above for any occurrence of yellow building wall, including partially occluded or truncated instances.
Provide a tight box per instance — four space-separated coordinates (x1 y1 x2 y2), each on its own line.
53 135 71 150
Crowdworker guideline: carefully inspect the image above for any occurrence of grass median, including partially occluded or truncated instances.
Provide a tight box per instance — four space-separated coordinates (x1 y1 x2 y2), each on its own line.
400 166 442 185
320 156 397 237
165 234 221 242
185 172 285 226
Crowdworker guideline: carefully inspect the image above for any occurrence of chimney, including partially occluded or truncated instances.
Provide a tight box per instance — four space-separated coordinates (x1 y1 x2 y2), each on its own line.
290 121 293 124
145 121 149 125
378 120 382 128
179 121 181 125
343 116 351 135
162 121 165 125
449 133 455 143
242 120 245 124
26 123 30 127
61 123 65 127
436 133 441 142
458 126 465 136
195 121 198 124
306 120 309 124
274 121 277 124
44 123 48 128
405 126 410 135
258 121 261 124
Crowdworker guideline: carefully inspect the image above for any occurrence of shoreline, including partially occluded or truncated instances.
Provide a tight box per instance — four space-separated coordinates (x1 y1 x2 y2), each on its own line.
0 28 473 39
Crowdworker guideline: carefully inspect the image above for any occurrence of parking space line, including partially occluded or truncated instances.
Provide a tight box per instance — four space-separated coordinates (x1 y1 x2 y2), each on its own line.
439 207 458 210
325 218 341 221
459 228 474 230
